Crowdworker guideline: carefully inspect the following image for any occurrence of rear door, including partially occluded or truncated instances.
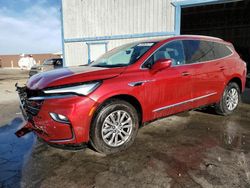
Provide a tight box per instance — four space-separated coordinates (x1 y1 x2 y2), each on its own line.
182 40 225 108
213 42 235 82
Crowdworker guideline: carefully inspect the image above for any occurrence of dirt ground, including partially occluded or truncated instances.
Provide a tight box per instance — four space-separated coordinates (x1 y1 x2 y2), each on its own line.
0 69 28 126
0 69 250 188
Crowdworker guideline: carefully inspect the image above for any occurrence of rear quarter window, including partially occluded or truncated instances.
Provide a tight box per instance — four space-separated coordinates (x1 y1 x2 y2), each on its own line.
183 40 233 64
213 42 232 59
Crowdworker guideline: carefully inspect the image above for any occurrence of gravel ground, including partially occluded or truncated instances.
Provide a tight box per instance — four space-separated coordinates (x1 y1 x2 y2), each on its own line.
0 68 250 188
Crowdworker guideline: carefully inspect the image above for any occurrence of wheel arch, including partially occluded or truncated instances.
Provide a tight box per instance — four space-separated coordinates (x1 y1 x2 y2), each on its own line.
92 94 143 126
227 77 243 93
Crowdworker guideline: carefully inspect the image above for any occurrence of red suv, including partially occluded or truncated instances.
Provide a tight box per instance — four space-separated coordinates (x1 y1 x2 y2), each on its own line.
16 35 246 154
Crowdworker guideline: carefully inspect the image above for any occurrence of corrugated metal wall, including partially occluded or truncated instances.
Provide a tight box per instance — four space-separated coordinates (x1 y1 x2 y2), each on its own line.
62 0 176 66
64 42 88 66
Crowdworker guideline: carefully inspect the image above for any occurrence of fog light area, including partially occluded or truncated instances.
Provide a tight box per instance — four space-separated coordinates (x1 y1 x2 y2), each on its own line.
49 113 70 124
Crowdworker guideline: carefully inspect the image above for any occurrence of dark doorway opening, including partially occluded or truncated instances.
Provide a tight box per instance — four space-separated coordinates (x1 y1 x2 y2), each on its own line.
181 0 250 70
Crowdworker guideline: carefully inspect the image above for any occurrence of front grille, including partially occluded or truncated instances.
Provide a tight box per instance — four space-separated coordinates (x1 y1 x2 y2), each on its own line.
16 86 43 118
25 99 43 116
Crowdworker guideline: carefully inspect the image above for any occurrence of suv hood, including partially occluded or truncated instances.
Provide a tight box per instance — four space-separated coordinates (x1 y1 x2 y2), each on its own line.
27 66 126 90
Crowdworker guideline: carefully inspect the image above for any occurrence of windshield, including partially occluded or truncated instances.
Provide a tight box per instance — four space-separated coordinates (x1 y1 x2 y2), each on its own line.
90 42 156 68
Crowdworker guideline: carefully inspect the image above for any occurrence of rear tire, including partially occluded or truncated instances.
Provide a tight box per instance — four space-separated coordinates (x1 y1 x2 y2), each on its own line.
215 82 240 116
90 99 139 154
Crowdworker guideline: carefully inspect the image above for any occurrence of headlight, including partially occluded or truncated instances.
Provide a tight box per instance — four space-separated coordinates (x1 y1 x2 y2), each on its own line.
43 81 101 96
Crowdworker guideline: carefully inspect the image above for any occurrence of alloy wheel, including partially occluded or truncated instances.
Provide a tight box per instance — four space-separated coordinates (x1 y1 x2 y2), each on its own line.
101 110 133 147
226 88 239 111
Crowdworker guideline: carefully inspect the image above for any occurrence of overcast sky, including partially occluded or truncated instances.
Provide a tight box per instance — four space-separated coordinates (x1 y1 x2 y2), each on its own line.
0 0 61 55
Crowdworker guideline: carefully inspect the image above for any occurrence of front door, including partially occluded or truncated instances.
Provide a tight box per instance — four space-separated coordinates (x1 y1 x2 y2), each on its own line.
142 40 194 119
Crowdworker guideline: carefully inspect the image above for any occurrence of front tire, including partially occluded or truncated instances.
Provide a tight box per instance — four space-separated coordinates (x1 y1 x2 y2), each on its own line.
90 99 139 154
215 82 240 116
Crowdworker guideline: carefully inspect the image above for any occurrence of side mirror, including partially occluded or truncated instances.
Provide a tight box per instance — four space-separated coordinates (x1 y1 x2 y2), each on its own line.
151 59 172 72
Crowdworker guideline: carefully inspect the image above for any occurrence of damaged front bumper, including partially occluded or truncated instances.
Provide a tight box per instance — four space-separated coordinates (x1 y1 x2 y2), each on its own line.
15 83 28 121
15 121 45 138
15 83 96 148
15 83 46 137
15 121 87 150
15 83 74 141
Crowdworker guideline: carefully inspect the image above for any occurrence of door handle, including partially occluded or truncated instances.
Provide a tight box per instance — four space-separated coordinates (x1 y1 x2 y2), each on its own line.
182 71 190 76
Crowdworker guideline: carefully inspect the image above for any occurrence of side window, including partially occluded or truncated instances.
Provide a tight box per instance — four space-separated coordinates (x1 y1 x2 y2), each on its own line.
183 40 215 64
213 42 232 59
199 41 215 61
143 40 185 68
183 40 200 64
